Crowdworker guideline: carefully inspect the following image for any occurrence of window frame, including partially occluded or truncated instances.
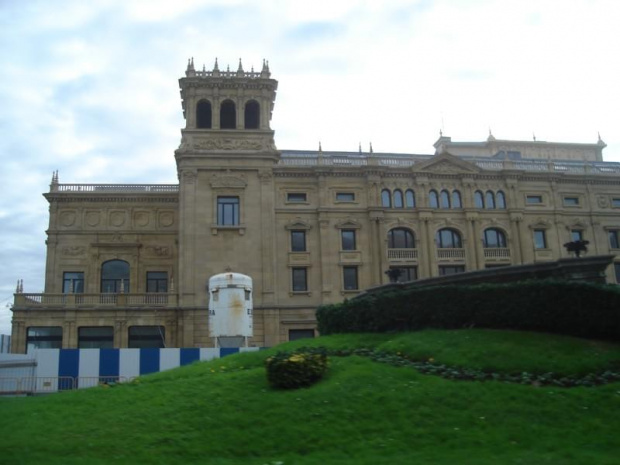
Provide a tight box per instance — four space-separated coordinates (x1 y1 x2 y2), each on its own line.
405 189 415 208
26 326 62 351
526 195 544 205
483 228 507 248
436 228 462 249
609 230 620 249
336 192 355 202
341 229 357 251
286 192 307 203
342 266 359 291
146 271 168 293
291 267 308 292
533 229 548 249
563 196 580 207
438 265 465 276
217 196 240 226
63 271 84 294
381 189 391 207
388 228 415 249
78 326 114 349
128 326 165 349
290 230 307 252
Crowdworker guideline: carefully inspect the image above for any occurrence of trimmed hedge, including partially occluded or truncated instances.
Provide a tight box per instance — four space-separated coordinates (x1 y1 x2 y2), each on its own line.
316 280 620 341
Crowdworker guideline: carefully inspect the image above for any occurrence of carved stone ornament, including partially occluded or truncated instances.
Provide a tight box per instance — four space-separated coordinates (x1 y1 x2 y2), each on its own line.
60 211 76 227
193 138 276 151
85 211 101 227
110 211 126 227
159 212 175 227
598 196 609 208
145 245 171 257
134 211 150 228
182 170 197 184
62 246 85 256
210 172 248 189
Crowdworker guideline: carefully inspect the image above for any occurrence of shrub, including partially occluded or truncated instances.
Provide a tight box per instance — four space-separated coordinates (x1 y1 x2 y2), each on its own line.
316 280 620 341
265 348 328 389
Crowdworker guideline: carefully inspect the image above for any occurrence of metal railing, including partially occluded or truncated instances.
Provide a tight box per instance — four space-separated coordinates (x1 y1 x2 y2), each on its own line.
0 376 129 395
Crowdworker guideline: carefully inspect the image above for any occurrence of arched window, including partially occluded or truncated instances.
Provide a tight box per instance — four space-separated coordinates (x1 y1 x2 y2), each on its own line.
496 191 507 209
405 189 415 208
429 190 439 208
452 190 462 209
196 100 212 129
101 260 130 293
381 189 391 207
393 189 404 208
436 228 462 248
485 191 496 209
388 228 415 248
474 191 485 208
483 228 507 248
220 100 236 129
244 100 260 129
440 190 451 209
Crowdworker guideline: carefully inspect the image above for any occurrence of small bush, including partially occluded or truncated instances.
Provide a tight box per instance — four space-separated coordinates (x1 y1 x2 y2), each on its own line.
265 348 328 389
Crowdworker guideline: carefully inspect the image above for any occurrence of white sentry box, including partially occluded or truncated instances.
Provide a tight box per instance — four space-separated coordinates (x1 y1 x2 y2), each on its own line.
208 272 253 348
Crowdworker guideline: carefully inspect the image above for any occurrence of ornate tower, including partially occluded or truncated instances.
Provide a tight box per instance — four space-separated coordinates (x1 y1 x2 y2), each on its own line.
175 57 279 168
174 58 280 324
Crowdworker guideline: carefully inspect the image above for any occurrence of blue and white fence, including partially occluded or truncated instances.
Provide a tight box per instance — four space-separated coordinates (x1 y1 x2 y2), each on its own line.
0 347 261 395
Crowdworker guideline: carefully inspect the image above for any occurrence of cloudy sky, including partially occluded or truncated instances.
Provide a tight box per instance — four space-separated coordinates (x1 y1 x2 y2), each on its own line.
1 0 619 334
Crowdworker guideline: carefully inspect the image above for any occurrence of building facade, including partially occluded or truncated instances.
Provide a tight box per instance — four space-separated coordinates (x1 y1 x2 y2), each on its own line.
10 59 620 353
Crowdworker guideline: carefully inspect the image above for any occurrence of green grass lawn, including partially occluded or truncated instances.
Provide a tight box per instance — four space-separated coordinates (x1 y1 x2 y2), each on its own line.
1 329 620 465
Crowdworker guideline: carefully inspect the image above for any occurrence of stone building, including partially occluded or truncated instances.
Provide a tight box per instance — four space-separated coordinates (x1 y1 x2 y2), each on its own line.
10 59 620 353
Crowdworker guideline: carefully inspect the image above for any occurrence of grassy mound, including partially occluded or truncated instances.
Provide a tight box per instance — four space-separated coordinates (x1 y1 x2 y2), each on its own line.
2 329 620 464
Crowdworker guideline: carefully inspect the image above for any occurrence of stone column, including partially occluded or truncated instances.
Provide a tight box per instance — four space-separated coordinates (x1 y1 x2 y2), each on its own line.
466 213 481 270
178 170 197 306
259 170 276 305
262 309 280 347
420 212 434 278
509 213 524 264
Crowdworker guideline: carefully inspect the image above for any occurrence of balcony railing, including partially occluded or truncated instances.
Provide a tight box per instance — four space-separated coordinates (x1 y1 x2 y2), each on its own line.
483 248 511 260
436 248 466 260
387 248 418 261
13 293 178 309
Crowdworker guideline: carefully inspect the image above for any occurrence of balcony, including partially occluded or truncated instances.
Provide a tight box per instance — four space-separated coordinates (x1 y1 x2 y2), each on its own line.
387 248 418 261
483 248 511 260
436 248 466 260
13 293 178 309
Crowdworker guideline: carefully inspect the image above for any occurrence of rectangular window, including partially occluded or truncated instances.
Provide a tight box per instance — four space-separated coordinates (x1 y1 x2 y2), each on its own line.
343 266 359 290
534 229 547 249
146 272 168 293
612 199 620 208
128 326 165 349
290 231 307 252
526 195 543 205
438 265 465 276
287 193 307 203
571 230 584 242
288 329 315 341
615 263 620 284
63 272 84 293
336 192 355 202
341 230 356 251
78 327 114 349
563 197 580 206
389 266 418 283
609 230 620 249
26 327 62 351
217 196 239 225
292 267 308 292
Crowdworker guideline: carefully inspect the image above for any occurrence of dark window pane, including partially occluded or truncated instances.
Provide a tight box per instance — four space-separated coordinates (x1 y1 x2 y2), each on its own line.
484 228 506 248
571 230 583 242
63 272 84 293
429 190 439 208
381 189 391 207
615 263 620 284
341 230 356 250
292 268 308 292
526 195 543 204
534 230 547 249
474 191 484 208
291 231 306 252
437 228 461 248
609 231 620 249
390 266 417 283
393 190 404 208
147 272 168 293
287 193 307 202
336 193 355 202
440 190 450 209
496 191 506 209
452 191 462 208
27 327 62 351
405 190 415 208
217 196 239 225
128 326 165 349
485 191 496 209
220 100 236 129
196 100 212 129
244 100 260 129
388 228 414 249
289 329 314 341
564 197 579 206
78 327 114 349
101 260 130 293
439 266 465 276
343 266 358 290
